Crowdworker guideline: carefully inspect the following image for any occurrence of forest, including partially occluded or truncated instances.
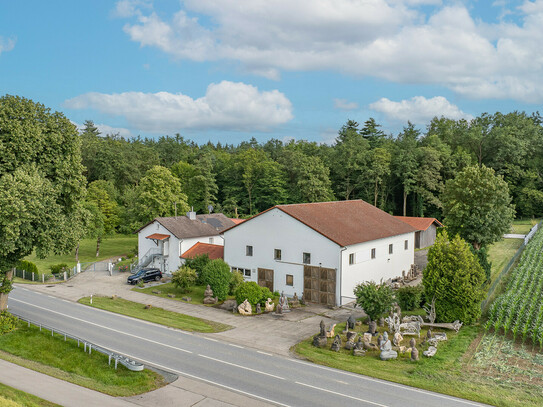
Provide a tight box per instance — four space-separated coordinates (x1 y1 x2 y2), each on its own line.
78 111 543 235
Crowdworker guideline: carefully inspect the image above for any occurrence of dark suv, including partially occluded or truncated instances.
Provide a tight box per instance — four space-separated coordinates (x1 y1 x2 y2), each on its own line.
127 268 162 285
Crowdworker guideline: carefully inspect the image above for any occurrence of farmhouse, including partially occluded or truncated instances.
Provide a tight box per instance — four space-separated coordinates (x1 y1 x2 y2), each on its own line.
136 211 235 274
393 216 443 249
223 200 416 306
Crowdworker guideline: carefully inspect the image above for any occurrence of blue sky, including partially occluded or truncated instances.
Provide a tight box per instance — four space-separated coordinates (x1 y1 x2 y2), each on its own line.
1 0 542 144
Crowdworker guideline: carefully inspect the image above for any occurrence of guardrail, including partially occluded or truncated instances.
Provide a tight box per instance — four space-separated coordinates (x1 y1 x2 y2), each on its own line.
11 312 144 372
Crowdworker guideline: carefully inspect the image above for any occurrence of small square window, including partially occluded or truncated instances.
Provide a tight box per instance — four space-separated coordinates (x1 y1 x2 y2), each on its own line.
404 240 408 250
274 249 282 260
246 245 253 256
389 244 393 254
371 248 376 259
209 237 214 244
349 253 355 265
303 252 311 264
286 274 293 286
244 269 251 277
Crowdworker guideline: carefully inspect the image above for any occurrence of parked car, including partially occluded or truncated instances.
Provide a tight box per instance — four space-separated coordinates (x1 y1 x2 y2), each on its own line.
127 268 162 285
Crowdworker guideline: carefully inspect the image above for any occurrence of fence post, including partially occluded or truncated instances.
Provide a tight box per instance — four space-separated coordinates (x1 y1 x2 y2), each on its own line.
22 270 25 280
63 271 67 281
42 274 45 283
32 272 34 281
77 262 81 274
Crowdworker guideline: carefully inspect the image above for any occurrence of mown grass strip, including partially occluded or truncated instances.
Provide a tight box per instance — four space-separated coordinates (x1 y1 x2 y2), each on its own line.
0 382 60 407
0 322 165 397
78 296 231 333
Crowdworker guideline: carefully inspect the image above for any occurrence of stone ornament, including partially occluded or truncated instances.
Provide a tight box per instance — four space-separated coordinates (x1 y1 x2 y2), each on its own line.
379 331 398 360
255 303 261 314
326 323 336 338
353 337 366 356
312 320 328 348
203 285 218 304
290 293 300 308
331 334 341 352
344 332 357 350
237 299 252 315
423 346 437 357
264 298 275 312
410 338 419 361
347 315 357 330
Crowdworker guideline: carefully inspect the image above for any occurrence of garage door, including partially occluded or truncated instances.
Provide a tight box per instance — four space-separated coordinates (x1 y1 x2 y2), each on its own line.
258 268 274 292
303 266 336 306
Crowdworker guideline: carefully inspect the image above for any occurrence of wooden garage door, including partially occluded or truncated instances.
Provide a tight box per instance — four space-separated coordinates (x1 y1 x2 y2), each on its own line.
303 266 336 306
258 268 274 292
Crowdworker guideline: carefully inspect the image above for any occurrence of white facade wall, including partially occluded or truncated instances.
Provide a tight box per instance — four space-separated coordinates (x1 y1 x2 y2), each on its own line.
223 208 340 298
138 221 225 274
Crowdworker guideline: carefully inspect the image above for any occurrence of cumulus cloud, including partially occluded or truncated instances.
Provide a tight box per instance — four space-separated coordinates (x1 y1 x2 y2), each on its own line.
117 0 543 102
64 81 293 133
0 36 16 55
369 96 473 124
71 121 132 137
333 98 359 111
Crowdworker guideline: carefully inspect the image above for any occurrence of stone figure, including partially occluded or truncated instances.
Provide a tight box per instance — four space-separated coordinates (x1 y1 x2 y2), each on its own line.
203 285 218 304
344 332 357 350
423 346 437 357
378 317 385 327
300 291 306 305
320 320 326 337
313 320 328 348
347 315 357 330
326 323 336 338
290 293 300 307
331 334 341 352
393 332 403 347
265 298 275 312
363 333 373 343
379 332 398 361
377 334 384 348
410 338 419 361
279 292 290 313
237 299 252 315
255 303 261 314
353 337 366 356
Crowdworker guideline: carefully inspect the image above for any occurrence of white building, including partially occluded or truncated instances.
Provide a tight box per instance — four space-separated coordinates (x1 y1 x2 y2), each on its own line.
136 212 235 274
223 200 416 306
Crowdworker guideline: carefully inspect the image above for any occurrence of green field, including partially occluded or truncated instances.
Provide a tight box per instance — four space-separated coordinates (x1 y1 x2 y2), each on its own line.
78 296 231 333
0 322 165 397
24 234 137 274
0 382 60 407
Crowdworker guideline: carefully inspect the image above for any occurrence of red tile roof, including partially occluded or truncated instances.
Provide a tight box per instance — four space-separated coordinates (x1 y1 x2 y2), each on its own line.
181 242 224 260
229 218 246 225
223 200 416 247
145 233 170 240
393 216 444 231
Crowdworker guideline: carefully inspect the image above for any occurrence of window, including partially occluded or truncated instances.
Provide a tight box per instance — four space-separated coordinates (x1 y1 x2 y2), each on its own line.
209 237 214 244
389 244 393 254
232 267 251 277
404 240 408 250
286 274 293 286
303 252 311 264
274 249 282 260
246 245 253 256
349 253 355 265
371 248 376 259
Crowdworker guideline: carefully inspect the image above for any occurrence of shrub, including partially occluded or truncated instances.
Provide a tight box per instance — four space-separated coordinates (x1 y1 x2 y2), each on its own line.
200 259 231 301
353 281 394 321
16 260 38 275
229 270 244 295
171 266 197 293
0 312 18 334
50 263 69 274
234 282 272 307
185 254 211 283
470 245 492 283
396 285 424 311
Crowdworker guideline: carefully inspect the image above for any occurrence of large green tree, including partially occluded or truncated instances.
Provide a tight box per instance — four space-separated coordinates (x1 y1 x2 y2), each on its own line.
442 165 515 249
86 180 120 256
423 232 486 324
0 95 86 310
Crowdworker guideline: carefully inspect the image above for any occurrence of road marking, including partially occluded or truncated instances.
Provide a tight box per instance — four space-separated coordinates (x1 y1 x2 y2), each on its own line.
204 337 218 342
228 343 244 349
198 354 285 380
257 350 273 356
295 381 388 407
47 295 55 299
335 380 348 385
62 300 71 303
10 298 193 354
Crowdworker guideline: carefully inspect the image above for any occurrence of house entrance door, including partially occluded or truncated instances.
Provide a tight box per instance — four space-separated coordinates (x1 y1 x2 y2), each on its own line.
258 268 274 292
303 266 336 306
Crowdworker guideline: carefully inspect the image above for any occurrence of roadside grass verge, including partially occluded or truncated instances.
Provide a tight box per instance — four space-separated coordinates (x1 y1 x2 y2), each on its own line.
134 283 235 306
294 322 543 407
0 322 165 397
78 296 231 333
511 219 539 235
0 382 60 407
24 234 137 275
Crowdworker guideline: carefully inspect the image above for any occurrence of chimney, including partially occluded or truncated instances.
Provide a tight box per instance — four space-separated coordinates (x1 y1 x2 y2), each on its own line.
187 206 197 221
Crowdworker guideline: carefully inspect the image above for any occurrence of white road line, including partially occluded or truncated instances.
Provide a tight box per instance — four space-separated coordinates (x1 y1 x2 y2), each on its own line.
10 298 193 354
62 300 71 303
198 354 285 380
47 295 55 299
295 381 388 407
228 343 244 349
204 337 218 342
335 380 348 385
257 350 273 356
289 359 485 406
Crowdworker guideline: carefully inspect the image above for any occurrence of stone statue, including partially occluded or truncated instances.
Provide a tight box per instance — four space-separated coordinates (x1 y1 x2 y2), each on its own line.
347 315 356 330
377 334 384 348
344 332 357 350
203 285 218 304
237 299 252 315
300 291 306 305
290 293 300 307
410 338 419 361
353 337 366 356
393 332 403 347
379 332 398 361
313 320 328 348
423 346 437 357
369 319 377 335
378 317 385 327
319 320 326 337
265 298 275 312
255 303 261 314
331 334 341 352
326 323 336 338
279 292 290 313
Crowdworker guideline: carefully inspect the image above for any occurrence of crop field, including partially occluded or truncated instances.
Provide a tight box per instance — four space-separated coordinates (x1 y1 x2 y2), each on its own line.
486 227 543 347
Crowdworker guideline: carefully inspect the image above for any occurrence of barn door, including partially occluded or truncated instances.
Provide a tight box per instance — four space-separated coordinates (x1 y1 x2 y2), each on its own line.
258 268 274 292
303 266 336 306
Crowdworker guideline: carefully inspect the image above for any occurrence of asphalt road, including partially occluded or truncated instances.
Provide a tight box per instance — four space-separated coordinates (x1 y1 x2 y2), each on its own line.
7 287 488 407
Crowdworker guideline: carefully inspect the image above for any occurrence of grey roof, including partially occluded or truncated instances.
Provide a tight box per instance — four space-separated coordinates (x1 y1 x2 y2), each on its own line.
141 214 235 239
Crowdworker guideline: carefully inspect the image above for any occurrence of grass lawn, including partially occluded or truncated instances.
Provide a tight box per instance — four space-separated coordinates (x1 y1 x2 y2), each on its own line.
511 219 539 235
134 283 235 306
0 322 166 397
294 322 543 407
0 382 60 407
78 296 231 333
24 234 137 275
487 238 523 283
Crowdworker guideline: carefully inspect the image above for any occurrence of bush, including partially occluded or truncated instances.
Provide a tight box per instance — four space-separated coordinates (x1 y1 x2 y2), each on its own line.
185 254 211 283
50 263 69 274
396 285 424 311
470 245 492 283
200 259 231 301
234 281 272 307
16 260 38 275
353 281 394 321
229 270 244 295
171 266 197 293
0 312 18 334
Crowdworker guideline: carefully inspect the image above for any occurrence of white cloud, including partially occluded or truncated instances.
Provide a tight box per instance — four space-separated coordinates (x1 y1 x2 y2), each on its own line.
71 121 132 137
117 0 543 102
369 96 473 123
0 36 16 55
64 81 293 133
333 98 359 111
